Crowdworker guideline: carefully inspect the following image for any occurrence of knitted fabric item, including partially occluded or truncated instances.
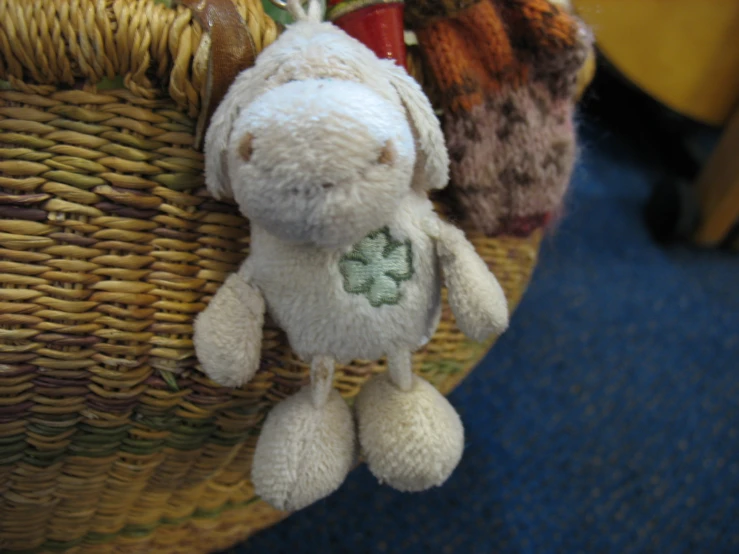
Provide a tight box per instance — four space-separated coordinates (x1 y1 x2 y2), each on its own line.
406 0 591 236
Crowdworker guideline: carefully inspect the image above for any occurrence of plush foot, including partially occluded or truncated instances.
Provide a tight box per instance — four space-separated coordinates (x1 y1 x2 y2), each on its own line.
355 373 464 492
251 387 355 511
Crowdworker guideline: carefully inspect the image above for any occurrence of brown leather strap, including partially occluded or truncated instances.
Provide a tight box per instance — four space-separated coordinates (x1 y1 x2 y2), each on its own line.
176 0 258 149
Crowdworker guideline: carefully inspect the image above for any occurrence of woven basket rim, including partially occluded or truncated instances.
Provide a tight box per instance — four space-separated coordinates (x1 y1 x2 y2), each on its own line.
0 0 279 119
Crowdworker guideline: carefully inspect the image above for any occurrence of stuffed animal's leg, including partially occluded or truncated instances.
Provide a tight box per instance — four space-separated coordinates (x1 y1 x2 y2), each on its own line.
309 355 335 407
355 350 464 492
251 356 355 511
387 350 413 391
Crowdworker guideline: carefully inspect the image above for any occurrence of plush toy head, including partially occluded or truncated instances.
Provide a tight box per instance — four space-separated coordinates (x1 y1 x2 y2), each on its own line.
203 10 449 247
229 78 415 248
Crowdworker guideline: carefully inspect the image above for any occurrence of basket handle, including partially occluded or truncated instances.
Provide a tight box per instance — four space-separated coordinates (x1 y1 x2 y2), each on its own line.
176 0 258 149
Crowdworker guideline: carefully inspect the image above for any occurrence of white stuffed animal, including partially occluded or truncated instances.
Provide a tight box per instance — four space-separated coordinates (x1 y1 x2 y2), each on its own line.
193 0 509 511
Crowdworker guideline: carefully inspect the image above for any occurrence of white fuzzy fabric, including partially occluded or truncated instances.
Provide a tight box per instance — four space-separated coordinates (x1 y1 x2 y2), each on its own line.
229 79 416 248
242 195 442 364
387 349 413 391
433 220 509 341
355 372 464 492
378 59 449 192
203 19 448 201
310 355 335 408
192 273 265 387
194 13 511 511
252 386 356 511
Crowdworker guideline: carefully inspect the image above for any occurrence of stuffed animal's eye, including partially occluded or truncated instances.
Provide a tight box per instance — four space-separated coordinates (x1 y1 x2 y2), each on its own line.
377 139 396 166
239 133 254 162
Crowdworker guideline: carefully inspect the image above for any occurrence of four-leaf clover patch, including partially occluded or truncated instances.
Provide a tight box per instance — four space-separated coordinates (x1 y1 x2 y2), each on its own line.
339 227 414 307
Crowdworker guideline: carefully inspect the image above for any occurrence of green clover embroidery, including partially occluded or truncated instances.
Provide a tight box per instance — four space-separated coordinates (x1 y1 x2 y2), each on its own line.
339 227 414 307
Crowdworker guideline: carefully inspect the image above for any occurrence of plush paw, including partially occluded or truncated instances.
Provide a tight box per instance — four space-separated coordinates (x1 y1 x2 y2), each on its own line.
251 387 356 511
193 273 265 387
355 373 464 492
193 314 258 388
436 220 509 342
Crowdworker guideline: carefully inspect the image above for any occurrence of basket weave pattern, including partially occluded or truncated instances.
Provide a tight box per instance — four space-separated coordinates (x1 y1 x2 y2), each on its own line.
0 1 541 552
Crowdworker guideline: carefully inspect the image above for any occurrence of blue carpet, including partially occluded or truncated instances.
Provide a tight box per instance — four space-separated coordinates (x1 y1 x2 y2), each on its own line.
232 118 739 554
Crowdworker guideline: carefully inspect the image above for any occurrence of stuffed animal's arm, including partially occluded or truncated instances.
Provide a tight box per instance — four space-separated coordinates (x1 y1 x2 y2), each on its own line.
424 218 509 342
193 270 265 387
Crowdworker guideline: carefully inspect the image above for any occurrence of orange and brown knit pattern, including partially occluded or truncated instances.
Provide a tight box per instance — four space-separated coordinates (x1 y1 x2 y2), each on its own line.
406 0 591 236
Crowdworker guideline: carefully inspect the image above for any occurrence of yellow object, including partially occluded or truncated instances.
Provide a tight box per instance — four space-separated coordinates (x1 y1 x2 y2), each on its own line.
694 105 739 246
573 0 739 125
576 46 597 100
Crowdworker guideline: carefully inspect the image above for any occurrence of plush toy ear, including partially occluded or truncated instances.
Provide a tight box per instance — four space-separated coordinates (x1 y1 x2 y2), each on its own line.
203 67 273 200
201 0 322 201
203 85 242 201
381 59 449 191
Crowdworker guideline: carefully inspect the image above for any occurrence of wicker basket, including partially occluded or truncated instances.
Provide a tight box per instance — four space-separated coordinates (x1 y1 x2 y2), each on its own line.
0 1 542 552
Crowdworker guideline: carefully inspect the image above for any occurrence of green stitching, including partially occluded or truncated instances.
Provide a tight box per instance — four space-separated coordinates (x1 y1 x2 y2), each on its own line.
339 227 414 307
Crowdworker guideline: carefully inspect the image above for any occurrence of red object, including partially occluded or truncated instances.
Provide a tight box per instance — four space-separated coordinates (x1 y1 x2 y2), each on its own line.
330 2 407 69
